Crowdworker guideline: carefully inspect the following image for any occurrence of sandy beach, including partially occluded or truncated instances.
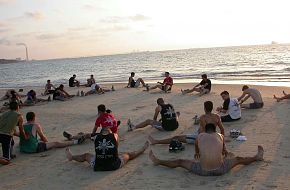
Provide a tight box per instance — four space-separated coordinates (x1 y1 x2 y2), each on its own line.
0 83 290 190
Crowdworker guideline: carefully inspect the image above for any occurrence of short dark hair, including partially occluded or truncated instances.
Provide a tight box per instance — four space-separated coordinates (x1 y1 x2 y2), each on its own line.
201 74 207 79
9 101 18 110
47 80 50 83
157 98 164 105
205 123 216 133
131 72 135 76
165 72 169 75
98 104 106 112
59 84 64 89
26 112 35 121
242 85 249 91
220 91 229 96
73 74 76 77
204 101 213 112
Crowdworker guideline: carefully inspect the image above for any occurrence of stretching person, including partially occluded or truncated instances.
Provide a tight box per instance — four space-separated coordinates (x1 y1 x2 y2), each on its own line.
147 72 173 93
63 104 119 141
238 85 264 109
0 102 28 162
42 80 56 95
19 112 85 154
65 128 149 171
149 123 264 176
53 84 74 101
273 91 290 102
217 91 241 122
85 83 112 96
128 98 179 132
127 72 147 88
181 74 211 96
149 101 224 145
24 90 49 105
86 75 96 87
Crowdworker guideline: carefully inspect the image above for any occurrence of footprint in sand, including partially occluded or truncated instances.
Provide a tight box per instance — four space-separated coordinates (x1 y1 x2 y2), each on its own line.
131 105 146 111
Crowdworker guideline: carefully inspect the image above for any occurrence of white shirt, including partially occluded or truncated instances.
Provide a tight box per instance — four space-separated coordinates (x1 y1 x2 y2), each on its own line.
228 98 241 119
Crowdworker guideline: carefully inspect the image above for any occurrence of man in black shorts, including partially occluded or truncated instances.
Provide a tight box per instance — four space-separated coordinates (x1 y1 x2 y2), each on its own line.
0 102 28 162
65 128 149 171
127 98 179 131
181 74 211 96
19 112 85 153
127 72 147 88
216 91 241 122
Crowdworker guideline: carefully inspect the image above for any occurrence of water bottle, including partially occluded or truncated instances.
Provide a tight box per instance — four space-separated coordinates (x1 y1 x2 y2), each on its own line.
194 115 199 125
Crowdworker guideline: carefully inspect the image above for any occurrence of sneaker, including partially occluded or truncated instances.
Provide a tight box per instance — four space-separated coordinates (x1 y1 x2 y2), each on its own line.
47 95 51 102
111 85 115 91
63 131 73 140
77 136 86 144
80 91 84 97
127 119 134 132
76 90 80 96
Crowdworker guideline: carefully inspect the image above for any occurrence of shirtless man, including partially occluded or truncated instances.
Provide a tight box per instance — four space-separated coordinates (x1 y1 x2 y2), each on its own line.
86 75 96 87
42 80 56 95
85 83 112 96
19 112 85 154
127 72 147 88
147 72 173 93
273 91 290 102
53 84 74 101
148 101 224 145
181 74 211 96
128 98 179 132
238 85 264 109
149 123 264 176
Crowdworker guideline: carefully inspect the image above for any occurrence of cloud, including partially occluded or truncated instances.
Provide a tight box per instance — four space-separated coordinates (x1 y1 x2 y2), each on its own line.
36 33 62 40
100 14 151 23
25 11 44 20
82 4 104 11
0 0 15 5
0 38 11 45
129 14 151 21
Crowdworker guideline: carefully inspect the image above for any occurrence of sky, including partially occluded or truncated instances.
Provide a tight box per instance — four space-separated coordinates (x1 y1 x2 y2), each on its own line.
0 0 290 60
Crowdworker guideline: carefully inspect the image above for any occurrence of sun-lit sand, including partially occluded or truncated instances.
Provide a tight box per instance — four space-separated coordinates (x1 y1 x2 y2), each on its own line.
0 83 290 190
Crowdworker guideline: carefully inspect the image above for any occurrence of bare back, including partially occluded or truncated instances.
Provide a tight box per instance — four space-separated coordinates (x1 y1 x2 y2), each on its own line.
245 88 263 103
198 133 224 170
199 113 223 134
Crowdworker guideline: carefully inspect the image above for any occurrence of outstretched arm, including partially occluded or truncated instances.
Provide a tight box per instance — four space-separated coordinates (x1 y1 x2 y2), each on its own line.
194 139 200 159
241 95 251 103
153 106 161 121
237 92 246 101
217 117 225 135
17 116 29 139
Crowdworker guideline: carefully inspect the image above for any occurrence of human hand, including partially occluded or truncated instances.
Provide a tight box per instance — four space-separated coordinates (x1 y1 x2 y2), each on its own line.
194 153 200 159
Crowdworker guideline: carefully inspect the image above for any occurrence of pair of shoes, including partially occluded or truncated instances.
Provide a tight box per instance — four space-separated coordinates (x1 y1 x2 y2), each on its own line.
127 119 134 131
63 131 73 140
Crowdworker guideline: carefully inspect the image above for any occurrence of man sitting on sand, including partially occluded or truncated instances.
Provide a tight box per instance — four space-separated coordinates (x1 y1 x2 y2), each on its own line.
217 91 241 122
127 72 147 88
19 112 85 154
69 74 80 87
238 85 264 109
181 74 211 96
149 123 264 176
85 83 112 96
53 84 74 101
0 102 28 162
128 98 179 131
86 74 96 87
42 80 56 96
273 91 290 102
24 90 49 105
146 72 173 93
65 128 149 171
148 101 224 145
63 105 119 140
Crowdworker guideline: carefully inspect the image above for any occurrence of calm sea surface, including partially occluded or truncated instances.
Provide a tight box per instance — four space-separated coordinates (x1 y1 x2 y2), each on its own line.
1 44 290 88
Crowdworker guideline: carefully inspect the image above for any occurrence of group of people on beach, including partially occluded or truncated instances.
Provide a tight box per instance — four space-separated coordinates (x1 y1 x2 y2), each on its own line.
0 71 289 176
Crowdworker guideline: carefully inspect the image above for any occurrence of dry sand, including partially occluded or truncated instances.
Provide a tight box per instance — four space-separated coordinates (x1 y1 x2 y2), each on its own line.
0 83 290 190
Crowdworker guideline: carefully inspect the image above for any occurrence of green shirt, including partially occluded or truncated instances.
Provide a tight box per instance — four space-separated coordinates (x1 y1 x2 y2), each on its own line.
0 110 20 136
20 123 39 153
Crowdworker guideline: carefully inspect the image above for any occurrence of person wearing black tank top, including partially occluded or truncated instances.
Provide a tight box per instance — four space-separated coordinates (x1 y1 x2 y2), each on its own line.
65 128 149 171
127 98 179 132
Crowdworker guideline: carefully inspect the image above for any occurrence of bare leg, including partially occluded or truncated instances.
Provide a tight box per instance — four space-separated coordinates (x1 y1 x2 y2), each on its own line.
134 119 156 129
230 146 264 168
148 135 187 145
121 141 149 165
65 148 93 163
240 104 250 109
137 78 146 86
149 150 193 171
283 91 288 96
149 84 162 90
71 133 91 140
273 94 290 102
46 141 75 150
182 87 201 95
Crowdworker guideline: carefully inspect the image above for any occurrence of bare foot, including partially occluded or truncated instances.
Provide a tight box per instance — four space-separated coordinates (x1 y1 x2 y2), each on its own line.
143 141 150 150
148 135 157 145
65 148 73 161
256 145 264 161
283 91 287 96
149 150 159 165
176 111 180 117
273 95 281 102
